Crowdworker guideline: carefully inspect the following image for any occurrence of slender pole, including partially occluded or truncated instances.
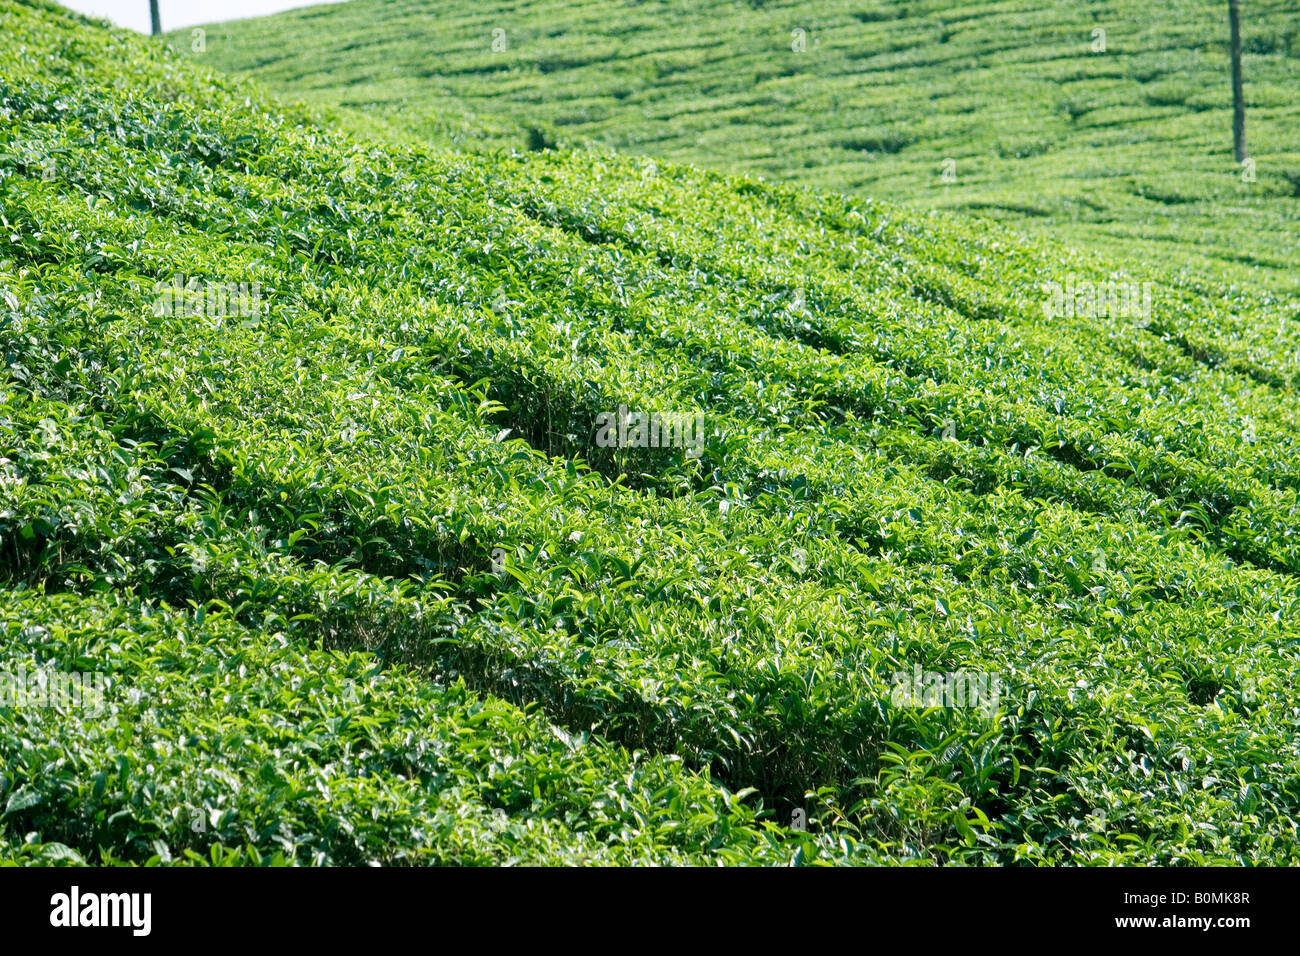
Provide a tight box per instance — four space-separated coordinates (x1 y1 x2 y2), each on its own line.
150 0 162 36
1229 0 1246 162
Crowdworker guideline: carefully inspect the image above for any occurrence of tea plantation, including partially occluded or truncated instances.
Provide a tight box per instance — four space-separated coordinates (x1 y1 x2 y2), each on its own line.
181 0 1300 296
2 0 1300 865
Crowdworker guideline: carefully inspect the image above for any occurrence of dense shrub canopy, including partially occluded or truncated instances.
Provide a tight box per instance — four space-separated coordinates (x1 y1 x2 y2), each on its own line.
1 0 1298 864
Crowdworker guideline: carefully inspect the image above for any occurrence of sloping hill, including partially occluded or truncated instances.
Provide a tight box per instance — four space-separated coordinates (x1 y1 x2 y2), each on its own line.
180 0 1300 294
3 0 1300 864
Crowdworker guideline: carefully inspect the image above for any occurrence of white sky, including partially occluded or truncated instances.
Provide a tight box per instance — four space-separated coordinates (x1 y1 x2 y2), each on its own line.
56 0 347 33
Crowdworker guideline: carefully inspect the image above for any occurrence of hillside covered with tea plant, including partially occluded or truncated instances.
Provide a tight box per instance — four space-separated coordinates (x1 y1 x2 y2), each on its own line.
181 0 1300 295
2 0 1300 864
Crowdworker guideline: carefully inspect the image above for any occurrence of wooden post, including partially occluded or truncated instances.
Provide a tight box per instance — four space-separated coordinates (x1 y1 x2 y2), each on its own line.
1229 0 1246 162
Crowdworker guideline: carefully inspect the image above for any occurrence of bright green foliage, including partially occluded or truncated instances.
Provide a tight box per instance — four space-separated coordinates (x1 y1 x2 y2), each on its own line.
2 0 1300 865
179 0 1300 295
